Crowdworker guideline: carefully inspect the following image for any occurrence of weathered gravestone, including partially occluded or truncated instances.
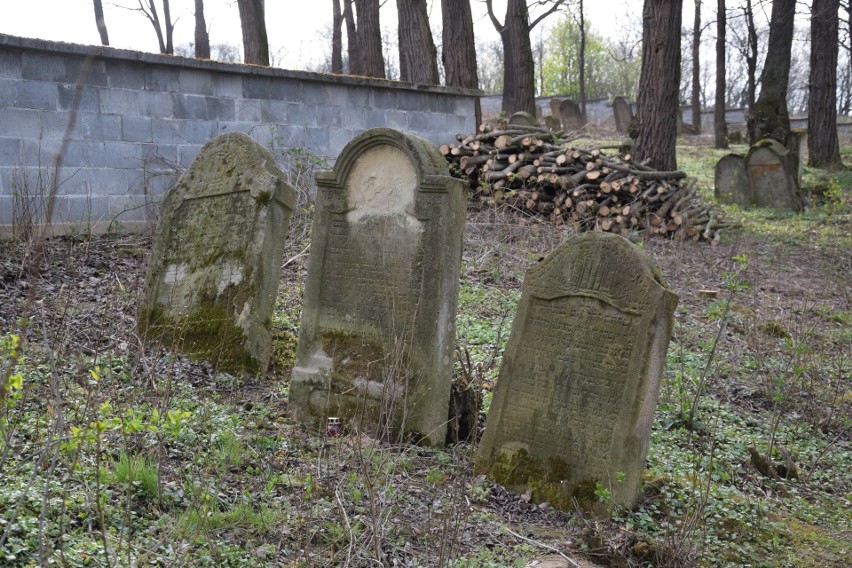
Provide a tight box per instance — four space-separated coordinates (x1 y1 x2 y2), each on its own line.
290 128 466 445
612 96 632 134
559 99 585 131
509 111 539 127
544 115 561 132
138 132 296 373
714 154 751 207
549 98 562 121
745 138 802 211
476 232 678 510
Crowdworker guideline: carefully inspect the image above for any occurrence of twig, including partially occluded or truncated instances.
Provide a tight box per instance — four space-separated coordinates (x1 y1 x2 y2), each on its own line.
502 526 581 568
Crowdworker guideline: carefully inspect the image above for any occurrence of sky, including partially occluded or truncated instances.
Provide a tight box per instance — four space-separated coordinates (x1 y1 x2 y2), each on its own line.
0 1 650 72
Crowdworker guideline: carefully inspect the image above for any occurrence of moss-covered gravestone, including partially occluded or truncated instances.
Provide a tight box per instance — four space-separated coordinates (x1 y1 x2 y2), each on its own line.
290 128 465 445
509 112 538 127
612 96 632 134
476 232 678 511
745 138 802 212
559 99 585 131
138 132 295 374
714 154 751 207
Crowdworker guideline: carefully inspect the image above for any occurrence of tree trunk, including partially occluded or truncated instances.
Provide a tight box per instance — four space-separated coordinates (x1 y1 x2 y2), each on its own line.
691 0 702 131
237 0 270 66
441 0 479 89
162 0 174 54
92 0 110 46
747 0 795 144
714 0 728 148
397 0 439 83
634 0 683 171
578 0 587 120
744 0 758 111
332 0 344 73
194 0 210 58
807 0 843 168
343 0 360 75
493 0 536 115
354 0 385 78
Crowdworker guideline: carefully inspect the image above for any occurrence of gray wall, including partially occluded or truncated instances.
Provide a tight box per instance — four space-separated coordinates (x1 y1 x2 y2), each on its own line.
0 34 479 234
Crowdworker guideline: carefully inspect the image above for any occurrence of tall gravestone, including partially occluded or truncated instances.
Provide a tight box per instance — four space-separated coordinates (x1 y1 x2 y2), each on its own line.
612 96 632 134
714 154 751 207
549 98 563 122
290 128 466 445
476 232 678 510
745 138 802 211
138 132 296 374
559 99 585 131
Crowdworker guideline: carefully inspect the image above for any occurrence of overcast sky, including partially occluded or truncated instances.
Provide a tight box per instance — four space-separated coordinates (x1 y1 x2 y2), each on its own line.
0 1 653 71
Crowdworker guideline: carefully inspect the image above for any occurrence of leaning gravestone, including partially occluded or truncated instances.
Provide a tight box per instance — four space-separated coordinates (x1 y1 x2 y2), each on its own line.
745 138 802 211
476 232 678 510
290 128 465 445
559 99 585 131
612 96 632 134
714 154 751 207
509 111 539 127
138 132 296 374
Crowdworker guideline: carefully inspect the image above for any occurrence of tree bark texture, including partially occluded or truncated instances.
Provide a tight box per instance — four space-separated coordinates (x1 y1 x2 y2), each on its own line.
162 0 173 54
332 0 344 73
343 0 360 74
747 0 795 144
194 0 210 59
487 0 536 115
92 0 110 46
237 0 270 66
441 0 479 89
743 0 758 110
807 0 843 168
714 0 728 148
634 0 683 172
354 0 385 78
397 0 439 83
578 0 587 120
691 0 702 131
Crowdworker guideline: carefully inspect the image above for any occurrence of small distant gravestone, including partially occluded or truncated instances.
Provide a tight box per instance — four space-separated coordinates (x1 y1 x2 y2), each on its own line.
559 99 585 131
549 98 562 120
476 232 678 510
509 111 539 127
138 132 296 373
714 154 751 207
612 96 632 134
544 115 561 132
745 138 802 211
290 128 465 445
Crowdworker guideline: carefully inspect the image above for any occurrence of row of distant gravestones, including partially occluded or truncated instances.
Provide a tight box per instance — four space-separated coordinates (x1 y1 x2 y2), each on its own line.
138 128 678 513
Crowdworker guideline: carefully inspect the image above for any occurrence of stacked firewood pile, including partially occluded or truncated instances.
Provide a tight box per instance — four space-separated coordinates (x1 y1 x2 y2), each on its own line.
442 124 736 243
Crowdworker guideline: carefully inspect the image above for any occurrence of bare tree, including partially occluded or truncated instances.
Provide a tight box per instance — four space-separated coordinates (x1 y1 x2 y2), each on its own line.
397 0 439 83
575 0 587 119
124 0 176 54
691 0 702 131
343 0 360 74
194 0 210 59
747 0 795 144
808 0 843 168
354 0 385 78
634 0 683 171
237 0 269 65
441 0 478 89
332 0 344 73
715 0 728 148
485 0 567 115
92 0 110 45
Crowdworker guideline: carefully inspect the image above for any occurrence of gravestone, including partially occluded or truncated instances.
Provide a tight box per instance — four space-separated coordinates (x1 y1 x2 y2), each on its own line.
138 132 296 374
509 111 539 127
476 232 678 510
612 96 632 134
745 138 802 211
714 154 751 207
549 98 562 121
559 99 585 131
544 115 561 132
290 128 466 445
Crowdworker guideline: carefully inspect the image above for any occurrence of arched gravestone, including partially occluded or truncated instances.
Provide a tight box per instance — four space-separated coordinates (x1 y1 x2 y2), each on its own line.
612 96 632 134
509 111 538 127
549 98 563 121
138 132 296 374
290 128 466 445
476 232 678 510
559 99 585 131
714 154 751 207
745 138 802 211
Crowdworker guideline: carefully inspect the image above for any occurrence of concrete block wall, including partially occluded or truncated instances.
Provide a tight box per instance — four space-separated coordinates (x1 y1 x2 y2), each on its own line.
0 34 479 234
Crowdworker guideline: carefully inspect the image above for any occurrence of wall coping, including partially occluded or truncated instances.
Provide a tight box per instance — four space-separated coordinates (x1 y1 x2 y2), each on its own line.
0 33 482 98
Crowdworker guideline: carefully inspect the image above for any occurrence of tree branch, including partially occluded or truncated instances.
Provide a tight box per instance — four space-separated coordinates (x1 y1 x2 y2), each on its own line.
483 0 504 32
530 0 568 30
